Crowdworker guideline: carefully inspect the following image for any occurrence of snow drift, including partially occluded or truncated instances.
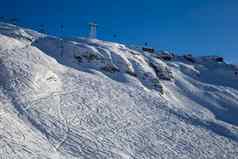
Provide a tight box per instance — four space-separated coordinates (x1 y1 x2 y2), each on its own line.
0 22 238 159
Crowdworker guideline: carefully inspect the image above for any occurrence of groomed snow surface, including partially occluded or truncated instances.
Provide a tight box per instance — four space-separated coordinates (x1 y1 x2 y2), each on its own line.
0 22 238 159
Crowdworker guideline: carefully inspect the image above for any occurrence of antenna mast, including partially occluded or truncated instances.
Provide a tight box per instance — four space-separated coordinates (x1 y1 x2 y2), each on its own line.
60 24 64 57
89 22 98 39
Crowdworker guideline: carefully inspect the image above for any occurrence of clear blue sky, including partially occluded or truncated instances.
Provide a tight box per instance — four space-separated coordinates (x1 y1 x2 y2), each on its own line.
1 0 238 63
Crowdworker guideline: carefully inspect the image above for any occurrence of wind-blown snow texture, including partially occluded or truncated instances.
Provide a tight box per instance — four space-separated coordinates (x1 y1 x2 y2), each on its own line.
0 22 238 159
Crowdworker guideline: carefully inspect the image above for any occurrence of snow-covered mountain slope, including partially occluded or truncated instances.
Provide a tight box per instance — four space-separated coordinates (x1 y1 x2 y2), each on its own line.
0 22 238 159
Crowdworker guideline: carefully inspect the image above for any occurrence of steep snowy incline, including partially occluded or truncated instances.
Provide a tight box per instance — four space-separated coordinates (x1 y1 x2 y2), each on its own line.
0 23 238 159
162 57 238 126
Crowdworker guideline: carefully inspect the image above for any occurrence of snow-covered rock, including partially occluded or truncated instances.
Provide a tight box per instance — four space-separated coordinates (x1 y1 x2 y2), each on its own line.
0 23 238 159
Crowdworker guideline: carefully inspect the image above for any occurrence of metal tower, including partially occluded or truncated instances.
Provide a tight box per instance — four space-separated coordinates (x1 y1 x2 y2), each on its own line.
60 24 64 57
89 22 98 39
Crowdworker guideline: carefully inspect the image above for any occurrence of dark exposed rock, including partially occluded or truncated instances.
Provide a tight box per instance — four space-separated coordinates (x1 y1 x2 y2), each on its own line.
183 54 196 63
157 51 174 61
149 62 173 81
74 55 82 63
101 64 119 73
126 70 137 77
83 53 99 61
151 78 164 94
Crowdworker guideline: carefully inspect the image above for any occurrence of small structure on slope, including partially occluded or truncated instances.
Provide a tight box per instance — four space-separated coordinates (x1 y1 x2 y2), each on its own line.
142 47 155 53
142 42 155 53
215 56 224 62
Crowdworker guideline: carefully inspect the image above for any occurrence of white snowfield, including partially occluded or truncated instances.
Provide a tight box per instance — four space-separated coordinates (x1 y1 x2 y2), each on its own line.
0 22 238 159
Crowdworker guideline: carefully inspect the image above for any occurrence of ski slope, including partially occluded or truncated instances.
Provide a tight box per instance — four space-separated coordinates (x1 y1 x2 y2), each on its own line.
0 22 238 159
